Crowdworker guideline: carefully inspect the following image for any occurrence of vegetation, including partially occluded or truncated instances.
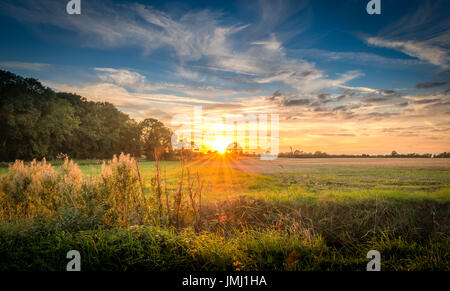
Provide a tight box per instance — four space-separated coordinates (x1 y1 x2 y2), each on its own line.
0 70 172 161
0 155 448 271
0 71 448 271
434 152 450 158
278 149 449 158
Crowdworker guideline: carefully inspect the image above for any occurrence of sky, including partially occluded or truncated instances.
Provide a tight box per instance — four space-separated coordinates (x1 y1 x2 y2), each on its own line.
0 0 449 154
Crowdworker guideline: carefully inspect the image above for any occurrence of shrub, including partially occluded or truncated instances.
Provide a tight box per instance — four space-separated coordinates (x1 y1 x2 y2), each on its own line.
97 153 150 227
0 159 58 218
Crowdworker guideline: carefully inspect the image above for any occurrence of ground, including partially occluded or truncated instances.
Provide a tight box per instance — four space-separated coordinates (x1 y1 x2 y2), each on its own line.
0 157 449 271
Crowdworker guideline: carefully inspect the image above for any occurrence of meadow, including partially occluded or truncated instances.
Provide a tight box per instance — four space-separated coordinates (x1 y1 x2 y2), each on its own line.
0 155 449 271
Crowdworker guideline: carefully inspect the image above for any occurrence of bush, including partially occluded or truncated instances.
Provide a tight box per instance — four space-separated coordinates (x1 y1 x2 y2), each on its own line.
0 154 151 228
0 158 62 218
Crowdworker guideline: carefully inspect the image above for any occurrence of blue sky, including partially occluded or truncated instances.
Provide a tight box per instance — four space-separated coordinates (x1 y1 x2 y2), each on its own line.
0 0 449 154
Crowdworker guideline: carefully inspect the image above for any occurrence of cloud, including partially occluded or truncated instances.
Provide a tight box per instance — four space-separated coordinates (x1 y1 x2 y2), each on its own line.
339 86 406 99
332 105 349 112
361 112 400 121
0 0 361 96
291 48 423 67
395 101 409 108
378 89 403 97
336 90 360 101
338 85 379 94
251 40 282 51
283 98 311 106
365 37 449 69
255 68 363 95
0 61 51 71
415 81 448 89
0 1 232 61
363 96 390 103
437 69 450 76
413 98 442 105
44 81 225 112
266 90 311 107
95 68 150 91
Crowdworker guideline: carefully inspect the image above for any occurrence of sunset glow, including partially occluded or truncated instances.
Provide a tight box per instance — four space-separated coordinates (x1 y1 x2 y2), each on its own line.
208 137 232 154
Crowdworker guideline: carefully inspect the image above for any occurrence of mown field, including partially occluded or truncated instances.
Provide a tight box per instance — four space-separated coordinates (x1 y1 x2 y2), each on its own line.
0 156 449 271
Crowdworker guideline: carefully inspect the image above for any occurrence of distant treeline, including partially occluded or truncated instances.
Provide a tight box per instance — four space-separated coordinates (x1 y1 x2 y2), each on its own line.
278 150 450 158
0 70 172 161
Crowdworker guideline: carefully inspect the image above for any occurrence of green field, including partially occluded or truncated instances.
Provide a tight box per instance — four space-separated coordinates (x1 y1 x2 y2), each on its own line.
0 157 449 271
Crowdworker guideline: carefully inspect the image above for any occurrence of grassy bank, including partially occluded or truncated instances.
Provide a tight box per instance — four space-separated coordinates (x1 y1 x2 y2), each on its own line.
1 224 448 271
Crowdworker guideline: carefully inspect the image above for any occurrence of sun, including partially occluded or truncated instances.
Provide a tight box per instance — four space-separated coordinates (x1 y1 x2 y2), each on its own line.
209 138 231 154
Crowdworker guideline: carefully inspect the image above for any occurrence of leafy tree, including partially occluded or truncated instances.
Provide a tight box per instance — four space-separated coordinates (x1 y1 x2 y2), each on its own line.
140 118 172 160
0 70 79 160
57 92 143 159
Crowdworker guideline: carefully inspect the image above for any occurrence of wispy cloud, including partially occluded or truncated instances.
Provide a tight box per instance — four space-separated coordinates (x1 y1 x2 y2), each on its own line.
363 1 450 70
1 0 361 96
365 37 449 69
415 81 448 89
291 48 423 67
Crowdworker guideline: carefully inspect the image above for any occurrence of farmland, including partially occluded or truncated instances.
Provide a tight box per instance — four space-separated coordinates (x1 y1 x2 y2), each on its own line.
0 156 449 271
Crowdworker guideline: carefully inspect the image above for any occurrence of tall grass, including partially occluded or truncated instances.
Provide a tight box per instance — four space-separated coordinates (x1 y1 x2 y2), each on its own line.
0 153 206 230
149 150 204 229
0 158 83 219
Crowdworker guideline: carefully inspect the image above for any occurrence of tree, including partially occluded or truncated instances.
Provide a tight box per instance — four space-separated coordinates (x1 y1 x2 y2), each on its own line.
139 118 172 160
0 70 79 160
57 92 145 159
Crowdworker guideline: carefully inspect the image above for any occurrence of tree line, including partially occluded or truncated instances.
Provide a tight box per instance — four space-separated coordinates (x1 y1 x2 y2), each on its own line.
0 70 172 161
278 149 449 158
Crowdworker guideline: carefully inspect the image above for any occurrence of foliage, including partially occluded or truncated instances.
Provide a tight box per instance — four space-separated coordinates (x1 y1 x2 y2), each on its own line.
0 70 173 161
140 118 172 160
0 223 447 271
0 71 79 160
58 92 142 159
0 157 449 270
278 150 437 158
0 158 82 219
